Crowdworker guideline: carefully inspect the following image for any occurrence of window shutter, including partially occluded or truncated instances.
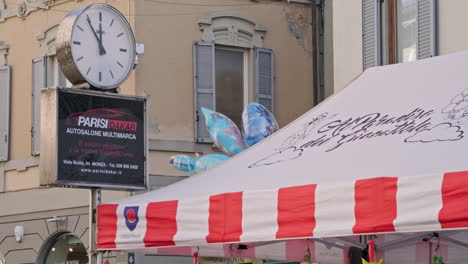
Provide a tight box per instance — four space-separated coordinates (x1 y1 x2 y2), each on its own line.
417 0 436 59
0 65 10 162
32 57 47 156
193 41 215 143
255 48 274 114
362 0 381 69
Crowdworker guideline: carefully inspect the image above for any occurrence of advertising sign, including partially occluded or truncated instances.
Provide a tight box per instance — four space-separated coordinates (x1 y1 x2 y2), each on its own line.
40 88 147 190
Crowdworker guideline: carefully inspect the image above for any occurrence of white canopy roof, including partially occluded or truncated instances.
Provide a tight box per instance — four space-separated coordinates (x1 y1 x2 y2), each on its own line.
123 50 468 203
97 51 468 264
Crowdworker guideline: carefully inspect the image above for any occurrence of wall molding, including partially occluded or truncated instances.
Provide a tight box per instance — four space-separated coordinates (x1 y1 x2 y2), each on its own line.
149 139 220 154
199 12 267 48
0 41 8 66
37 23 60 56
0 0 77 23
0 157 40 193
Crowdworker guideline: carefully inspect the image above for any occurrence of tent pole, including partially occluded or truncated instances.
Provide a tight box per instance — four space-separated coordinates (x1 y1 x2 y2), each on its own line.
439 234 468 249
309 238 346 250
428 241 432 264
89 188 103 264
378 233 433 250
335 237 366 248
253 240 286 248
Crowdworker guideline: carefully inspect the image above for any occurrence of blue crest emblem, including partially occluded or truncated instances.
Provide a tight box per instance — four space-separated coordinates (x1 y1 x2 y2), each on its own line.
124 206 139 231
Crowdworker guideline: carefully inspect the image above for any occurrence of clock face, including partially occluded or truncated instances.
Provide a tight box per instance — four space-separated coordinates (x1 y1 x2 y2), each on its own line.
70 4 135 89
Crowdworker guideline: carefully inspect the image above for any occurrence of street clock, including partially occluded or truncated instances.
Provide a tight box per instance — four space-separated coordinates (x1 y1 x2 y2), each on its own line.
56 4 136 90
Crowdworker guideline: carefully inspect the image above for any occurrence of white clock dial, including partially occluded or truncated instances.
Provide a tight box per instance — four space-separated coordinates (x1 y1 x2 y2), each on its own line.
69 4 135 89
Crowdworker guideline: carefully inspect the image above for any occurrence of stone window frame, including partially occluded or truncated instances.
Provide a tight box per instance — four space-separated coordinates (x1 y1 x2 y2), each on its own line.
198 12 267 49
37 23 60 57
197 12 268 123
0 41 8 66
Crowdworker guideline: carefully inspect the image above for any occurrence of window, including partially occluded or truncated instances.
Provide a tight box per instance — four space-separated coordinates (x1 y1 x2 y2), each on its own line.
0 65 10 162
32 55 69 155
193 42 274 143
363 0 436 69
215 47 246 128
32 23 71 155
396 0 418 62
39 233 88 264
194 13 274 143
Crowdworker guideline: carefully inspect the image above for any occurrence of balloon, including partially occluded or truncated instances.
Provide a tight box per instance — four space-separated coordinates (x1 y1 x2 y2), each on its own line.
194 154 230 173
169 155 195 174
201 107 246 156
242 103 279 147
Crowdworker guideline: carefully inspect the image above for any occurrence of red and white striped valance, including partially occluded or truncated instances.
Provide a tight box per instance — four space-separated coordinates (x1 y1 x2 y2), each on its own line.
97 170 468 252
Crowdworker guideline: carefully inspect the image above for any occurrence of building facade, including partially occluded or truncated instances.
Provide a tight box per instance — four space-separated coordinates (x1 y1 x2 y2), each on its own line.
324 0 468 95
0 0 314 263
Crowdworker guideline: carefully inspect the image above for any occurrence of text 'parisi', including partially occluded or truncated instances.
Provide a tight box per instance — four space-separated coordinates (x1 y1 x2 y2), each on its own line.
77 116 137 132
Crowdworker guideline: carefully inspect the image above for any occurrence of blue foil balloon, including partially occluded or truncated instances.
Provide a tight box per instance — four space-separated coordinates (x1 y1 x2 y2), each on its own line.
169 155 195 174
194 154 230 173
201 107 246 156
242 102 279 147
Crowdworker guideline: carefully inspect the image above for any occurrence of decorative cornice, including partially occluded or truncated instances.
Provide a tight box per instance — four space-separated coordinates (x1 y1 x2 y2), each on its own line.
199 12 267 33
17 2 29 17
0 0 74 23
0 41 9 66
37 23 60 56
198 12 267 48
0 0 7 22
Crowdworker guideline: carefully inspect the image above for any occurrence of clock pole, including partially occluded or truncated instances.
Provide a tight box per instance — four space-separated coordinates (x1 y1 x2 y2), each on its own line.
56 3 138 264
89 188 103 264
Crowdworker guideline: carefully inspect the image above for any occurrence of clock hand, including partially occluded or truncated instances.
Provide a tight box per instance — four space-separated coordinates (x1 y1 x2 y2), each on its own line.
86 15 106 55
86 16 100 44
99 22 105 55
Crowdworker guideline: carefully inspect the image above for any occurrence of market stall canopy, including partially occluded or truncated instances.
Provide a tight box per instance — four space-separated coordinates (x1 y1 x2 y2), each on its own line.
97 51 468 260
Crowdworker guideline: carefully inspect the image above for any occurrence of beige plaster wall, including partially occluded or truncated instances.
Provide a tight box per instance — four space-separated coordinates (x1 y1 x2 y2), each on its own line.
5 166 40 191
0 0 135 162
328 0 468 95
437 0 468 55
0 0 137 194
0 187 128 217
327 0 363 94
0 0 314 201
323 0 334 99
0 3 132 232
134 0 314 141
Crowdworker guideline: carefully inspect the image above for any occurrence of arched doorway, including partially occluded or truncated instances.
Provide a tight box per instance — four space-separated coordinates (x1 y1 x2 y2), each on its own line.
37 232 88 264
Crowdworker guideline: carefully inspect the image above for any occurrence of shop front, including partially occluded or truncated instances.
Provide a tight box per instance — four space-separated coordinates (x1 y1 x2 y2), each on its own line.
38 232 88 264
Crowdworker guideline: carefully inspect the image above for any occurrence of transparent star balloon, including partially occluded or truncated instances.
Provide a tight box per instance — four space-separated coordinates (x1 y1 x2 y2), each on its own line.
170 102 278 174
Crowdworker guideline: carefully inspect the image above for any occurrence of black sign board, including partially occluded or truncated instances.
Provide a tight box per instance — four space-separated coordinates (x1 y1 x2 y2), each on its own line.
54 89 146 189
